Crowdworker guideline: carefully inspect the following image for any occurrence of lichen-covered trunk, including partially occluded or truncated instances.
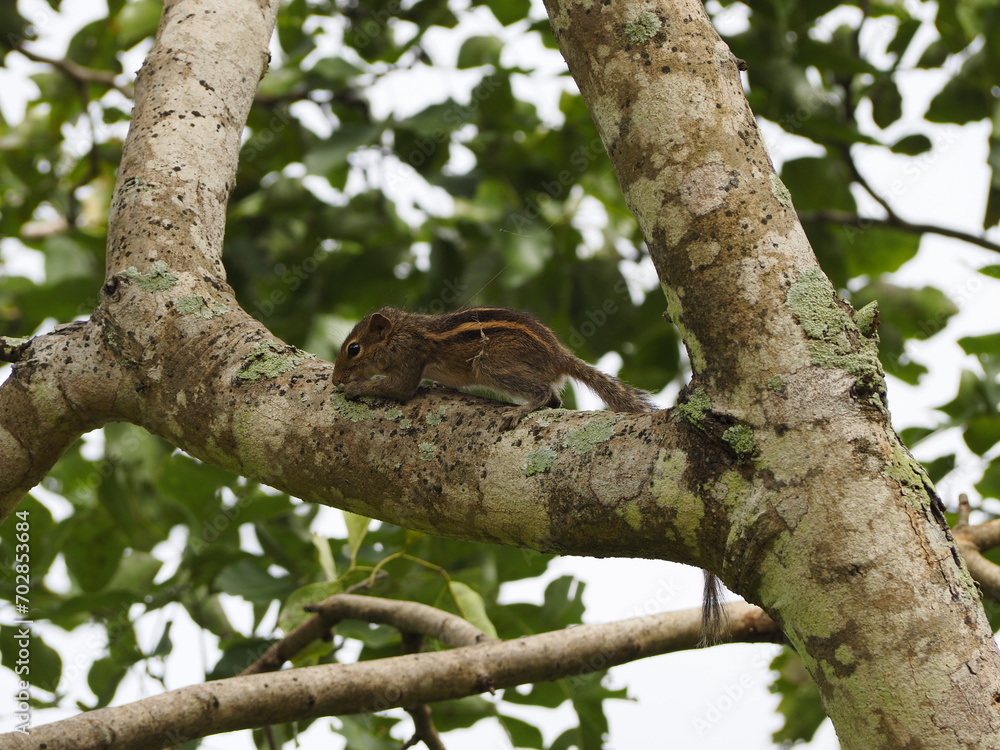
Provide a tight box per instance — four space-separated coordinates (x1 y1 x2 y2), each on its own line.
541 0 1000 746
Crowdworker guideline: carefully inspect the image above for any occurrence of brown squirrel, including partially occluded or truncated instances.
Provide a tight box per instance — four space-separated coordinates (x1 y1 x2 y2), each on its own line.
332 306 654 429
333 306 727 644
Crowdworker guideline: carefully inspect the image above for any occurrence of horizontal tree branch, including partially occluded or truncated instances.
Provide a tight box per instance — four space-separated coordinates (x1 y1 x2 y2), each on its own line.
10 42 133 97
799 209 1000 254
2 603 779 750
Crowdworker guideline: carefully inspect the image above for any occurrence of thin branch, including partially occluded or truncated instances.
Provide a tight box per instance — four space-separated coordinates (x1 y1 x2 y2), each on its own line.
304 594 495 649
11 43 133 97
0 603 780 750
241 577 388 676
798 209 1000 254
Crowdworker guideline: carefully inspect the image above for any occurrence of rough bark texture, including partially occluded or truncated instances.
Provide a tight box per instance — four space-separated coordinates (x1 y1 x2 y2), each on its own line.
541 0 1000 746
1 0 999 747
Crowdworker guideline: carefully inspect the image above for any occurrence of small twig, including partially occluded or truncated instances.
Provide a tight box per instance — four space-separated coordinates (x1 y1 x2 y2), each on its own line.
956 493 972 528
798 210 1000 254
403 704 446 750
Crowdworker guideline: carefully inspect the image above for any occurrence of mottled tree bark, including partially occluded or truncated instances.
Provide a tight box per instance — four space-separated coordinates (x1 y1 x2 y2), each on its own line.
1 0 998 747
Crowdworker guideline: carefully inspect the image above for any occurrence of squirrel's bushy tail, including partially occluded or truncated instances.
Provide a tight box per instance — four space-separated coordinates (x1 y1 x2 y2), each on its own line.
567 360 655 414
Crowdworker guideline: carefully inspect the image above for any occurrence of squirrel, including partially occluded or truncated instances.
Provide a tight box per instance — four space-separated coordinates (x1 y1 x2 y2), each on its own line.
332 306 727 644
332 306 654 429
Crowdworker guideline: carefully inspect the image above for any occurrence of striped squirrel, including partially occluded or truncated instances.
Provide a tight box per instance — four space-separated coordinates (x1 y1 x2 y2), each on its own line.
332 306 727 644
332 306 653 429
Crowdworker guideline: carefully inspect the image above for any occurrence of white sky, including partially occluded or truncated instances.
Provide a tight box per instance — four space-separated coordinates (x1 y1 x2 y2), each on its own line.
2 0 999 748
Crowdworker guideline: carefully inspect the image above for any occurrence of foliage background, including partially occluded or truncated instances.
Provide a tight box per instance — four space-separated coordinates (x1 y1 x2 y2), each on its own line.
1 0 999 747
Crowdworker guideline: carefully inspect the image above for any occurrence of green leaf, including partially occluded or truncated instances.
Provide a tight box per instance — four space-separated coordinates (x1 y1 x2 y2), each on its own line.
209 637 275 680
87 656 127 708
278 581 341 634
450 580 498 638
964 416 1000 455
959 332 1000 357
887 18 922 61
889 134 932 155
62 508 126 592
976 457 1000 500
770 647 826 743
0 626 62 693
216 557 291 604
980 264 1000 279
457 35 503 69
116 0 162 49
343 510 371 563
926 50 991 124
781 157 855 213
500 713 545 748
310 56 363 86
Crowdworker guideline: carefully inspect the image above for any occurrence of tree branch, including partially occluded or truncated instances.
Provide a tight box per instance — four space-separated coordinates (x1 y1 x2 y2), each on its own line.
10 42 133 97
799 209 1000 254
0 603 779 750
0 322 121 517
242 592 490 676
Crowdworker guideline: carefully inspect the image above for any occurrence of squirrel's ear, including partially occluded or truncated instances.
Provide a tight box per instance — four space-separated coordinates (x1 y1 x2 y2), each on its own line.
368 312 393 340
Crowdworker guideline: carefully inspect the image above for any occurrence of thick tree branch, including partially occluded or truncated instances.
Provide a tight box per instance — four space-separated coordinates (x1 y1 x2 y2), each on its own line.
0 321 123 517
1 604 779 750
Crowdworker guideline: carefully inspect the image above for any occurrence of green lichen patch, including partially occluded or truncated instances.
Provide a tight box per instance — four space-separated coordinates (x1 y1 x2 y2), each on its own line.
770 173 793 209
565 416 617 455
533 409 564 427
786 267 852 348
418 442 437 461
385 407 405 420
237 342 306 382
787 267 885 404
677 388 711 425
885 432 931 491
722 424 756 459
766 375 786 392
212 303 231 316
425 406 448 426
663 284 706 372
399 418 413 430
332 392 376 422
624 11 662 43
855 301 879 339
176 295 215 318
524 446 558 476
119 261 179 292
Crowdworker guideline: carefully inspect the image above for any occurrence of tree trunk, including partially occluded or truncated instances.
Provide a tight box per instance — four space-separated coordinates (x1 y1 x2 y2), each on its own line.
1 0 998 746
541 0 1000 745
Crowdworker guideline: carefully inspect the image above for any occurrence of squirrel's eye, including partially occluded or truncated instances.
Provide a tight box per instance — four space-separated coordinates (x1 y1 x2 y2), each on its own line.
347 342 360 358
